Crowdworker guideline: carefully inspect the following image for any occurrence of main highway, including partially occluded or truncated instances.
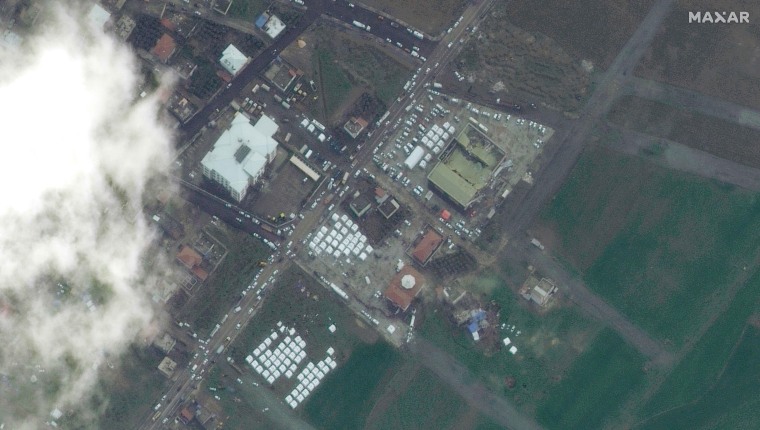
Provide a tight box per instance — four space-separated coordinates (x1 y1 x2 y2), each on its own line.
139 0 495 427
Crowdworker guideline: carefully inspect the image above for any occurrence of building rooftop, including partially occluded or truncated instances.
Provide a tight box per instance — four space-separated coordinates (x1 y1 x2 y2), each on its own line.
201 112 278 200
220 44 248 75
177 245 202 269
151 33 176 63
411 228 444 265
384 266 425 311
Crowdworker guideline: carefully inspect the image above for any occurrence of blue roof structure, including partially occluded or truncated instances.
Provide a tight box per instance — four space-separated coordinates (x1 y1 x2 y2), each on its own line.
255 14 268 28
467 321 479 333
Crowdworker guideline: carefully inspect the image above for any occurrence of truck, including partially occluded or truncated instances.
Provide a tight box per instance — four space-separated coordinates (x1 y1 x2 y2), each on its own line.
352 20 366 30
412 30 424 40
432 82 443 89
216 345 225 354
341 171 350 185
530 238 545 251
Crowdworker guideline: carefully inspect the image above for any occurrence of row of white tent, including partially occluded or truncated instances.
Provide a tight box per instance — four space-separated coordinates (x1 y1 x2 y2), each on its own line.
307 214 373 261
285 348 338 409
246 322 309 384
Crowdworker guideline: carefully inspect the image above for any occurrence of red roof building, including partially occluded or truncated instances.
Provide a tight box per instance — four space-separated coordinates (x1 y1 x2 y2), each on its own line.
151 33 176 63
440 209 451 221
176 245 202 270
384 266 425 311
410 228 444 266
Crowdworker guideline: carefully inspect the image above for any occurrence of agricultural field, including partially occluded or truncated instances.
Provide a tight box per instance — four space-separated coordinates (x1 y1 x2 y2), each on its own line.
506 0 654 70
452 9 590 113
361 0 468 35
637 325 760 429
177 225 270 336
366 366 472 430
607 95 760 169
282 23 413 124
538 146 760 347
537 329 647 430
304 342 401 429
636 0 760 111
636 269 760 426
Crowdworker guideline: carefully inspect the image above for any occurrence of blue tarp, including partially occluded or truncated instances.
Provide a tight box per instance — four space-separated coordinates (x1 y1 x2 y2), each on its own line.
467 321 479 333
255 15 268 28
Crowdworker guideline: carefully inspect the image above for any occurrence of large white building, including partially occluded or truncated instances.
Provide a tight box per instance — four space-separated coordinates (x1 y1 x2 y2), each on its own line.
201 112 279 201
219 44 249 76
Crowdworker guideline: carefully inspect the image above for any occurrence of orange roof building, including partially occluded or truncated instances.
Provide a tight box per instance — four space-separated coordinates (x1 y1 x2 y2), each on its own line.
176 245 202 270
151 33 176 63
384 266 425 312
410 228 444 266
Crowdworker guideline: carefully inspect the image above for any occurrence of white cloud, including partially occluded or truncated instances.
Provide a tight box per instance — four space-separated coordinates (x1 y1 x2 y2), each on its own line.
0 3 175 427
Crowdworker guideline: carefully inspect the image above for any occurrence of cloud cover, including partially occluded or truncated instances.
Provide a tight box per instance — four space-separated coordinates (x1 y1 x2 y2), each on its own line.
0 2 175 427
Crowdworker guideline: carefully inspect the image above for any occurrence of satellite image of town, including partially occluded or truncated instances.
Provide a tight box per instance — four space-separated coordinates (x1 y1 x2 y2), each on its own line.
1 0 760 429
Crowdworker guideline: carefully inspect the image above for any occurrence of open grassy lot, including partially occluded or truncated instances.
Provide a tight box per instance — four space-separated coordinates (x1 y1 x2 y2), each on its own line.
506 0 654 70
226 0 268 21
284 23 413 123
419 272 600 412
537 329 646 430
312 48 353 123
539 146 760 346
361 0 467 35
636 0 760 110
228 263 375 366
454 10 590 113
637 268 760 423
180 226 270 336
304 342 402 429
608 95 760 168
366 367 468 430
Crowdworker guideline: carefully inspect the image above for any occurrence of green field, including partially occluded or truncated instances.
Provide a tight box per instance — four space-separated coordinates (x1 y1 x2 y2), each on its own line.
367 367 467 430
538 329 647 429
304 342 402 429
312 49 353 121
541 147 760 346
638 267 760 421
638 324 760 429
226 0 268 21
182 226 270 336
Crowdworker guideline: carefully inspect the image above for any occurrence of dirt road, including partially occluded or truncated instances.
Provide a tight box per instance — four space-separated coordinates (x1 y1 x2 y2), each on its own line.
608 126 760 192
627 77 760 131
506 239 675 368
408 337 545 430
500 0 676 238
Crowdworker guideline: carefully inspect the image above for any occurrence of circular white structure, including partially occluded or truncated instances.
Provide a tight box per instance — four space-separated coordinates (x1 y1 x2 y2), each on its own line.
401 274 416 290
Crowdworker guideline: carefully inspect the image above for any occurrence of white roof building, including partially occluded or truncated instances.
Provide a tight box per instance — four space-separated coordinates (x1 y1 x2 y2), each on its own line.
264 15 287 39
201 112 279 201
220 44 249 76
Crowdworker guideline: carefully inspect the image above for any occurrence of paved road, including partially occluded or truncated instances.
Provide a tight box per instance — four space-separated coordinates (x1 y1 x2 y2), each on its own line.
608 125 760 192
500 0 676 238
627 76 760 131
409 338 544 430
